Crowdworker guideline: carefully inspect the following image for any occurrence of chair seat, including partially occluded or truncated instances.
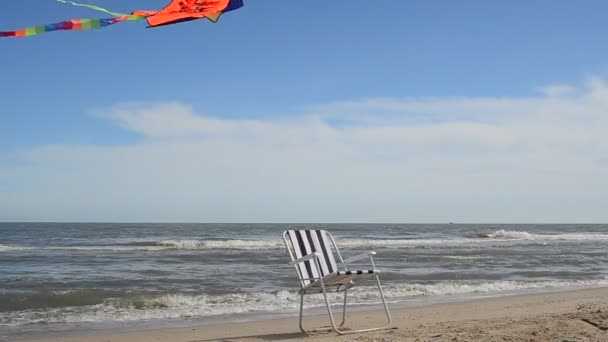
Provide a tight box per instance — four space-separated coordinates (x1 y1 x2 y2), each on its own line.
301 270 376 294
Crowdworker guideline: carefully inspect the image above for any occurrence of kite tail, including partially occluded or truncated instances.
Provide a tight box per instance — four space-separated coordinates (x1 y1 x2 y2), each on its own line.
2 0 147 38
1 15 145 38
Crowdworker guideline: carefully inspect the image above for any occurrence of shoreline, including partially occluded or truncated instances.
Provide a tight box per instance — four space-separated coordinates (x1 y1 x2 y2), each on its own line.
12 286 608 342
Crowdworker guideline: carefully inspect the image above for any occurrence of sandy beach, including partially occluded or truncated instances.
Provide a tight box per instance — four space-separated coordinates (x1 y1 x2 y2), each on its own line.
14 287 608 342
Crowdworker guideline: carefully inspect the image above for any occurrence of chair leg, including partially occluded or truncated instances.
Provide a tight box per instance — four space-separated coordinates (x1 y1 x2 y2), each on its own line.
340 287 348 328
319 278 342 334
375 274 393 328
298 294 306 333
331 275 392 335
301 275 392 335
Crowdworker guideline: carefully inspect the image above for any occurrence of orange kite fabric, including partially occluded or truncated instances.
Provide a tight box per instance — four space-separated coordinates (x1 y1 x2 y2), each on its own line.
137 0 231 27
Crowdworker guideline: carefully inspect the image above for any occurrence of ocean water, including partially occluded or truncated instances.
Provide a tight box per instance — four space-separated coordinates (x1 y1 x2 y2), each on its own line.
1 223 607 340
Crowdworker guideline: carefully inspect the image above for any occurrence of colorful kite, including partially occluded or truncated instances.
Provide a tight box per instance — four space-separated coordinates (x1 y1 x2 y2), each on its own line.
1 0 244 38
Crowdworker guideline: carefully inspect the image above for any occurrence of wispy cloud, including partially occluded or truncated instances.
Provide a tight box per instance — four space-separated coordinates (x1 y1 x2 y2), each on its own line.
1 78 607 222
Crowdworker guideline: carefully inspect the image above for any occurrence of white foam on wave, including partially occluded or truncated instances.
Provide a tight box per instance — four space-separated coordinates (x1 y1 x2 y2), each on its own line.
157 240 201 249
3 278 608 327
148 238 488 249
485 230 535 239
0 244 165 252
340 238 471 247
0 239 492 252
157 239 283 250
0 244 33 252
387 279 608 297
3 230 608 253
441 255 490 260
0 240 284 252
0 291 301 327
482 229 608 241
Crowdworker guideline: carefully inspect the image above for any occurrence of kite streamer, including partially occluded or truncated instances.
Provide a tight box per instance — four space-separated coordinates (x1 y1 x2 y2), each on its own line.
1 0 244 38
55 0 131 18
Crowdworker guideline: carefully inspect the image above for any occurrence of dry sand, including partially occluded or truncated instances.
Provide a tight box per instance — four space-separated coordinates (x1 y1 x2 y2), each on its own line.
15 287 608 342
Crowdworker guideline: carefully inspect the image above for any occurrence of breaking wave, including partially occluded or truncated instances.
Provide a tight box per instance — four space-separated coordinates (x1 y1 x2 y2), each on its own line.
476 229 608 241
2 230 607 253
0 245 32 252
3 278 607 327
124 239 285 250
0 240 284 252
440 255 490 260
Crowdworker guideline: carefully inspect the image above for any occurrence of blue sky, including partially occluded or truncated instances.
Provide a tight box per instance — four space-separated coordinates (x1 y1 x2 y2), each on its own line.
1 0 608 222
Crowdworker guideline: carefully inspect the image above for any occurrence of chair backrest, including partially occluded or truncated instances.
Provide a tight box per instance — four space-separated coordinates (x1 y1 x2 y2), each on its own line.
283 230 340 286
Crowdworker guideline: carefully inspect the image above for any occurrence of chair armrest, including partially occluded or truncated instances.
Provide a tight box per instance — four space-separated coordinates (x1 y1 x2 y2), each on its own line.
289 252 321 266
343 251 376 264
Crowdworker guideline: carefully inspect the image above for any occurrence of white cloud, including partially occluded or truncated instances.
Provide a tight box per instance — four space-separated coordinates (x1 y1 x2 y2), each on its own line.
1 78 607 222
537 84 576 97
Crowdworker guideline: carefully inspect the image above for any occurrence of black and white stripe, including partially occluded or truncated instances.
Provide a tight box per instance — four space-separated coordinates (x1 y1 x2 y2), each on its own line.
287 230 338 285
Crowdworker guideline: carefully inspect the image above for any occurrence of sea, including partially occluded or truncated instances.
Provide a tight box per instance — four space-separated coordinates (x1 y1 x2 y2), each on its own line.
1 223 607 340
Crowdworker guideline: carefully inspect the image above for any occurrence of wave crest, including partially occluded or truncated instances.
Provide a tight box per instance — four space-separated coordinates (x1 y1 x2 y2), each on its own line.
3 279 608 327
477 229 608 241
152 239 284 250
3 230 608 253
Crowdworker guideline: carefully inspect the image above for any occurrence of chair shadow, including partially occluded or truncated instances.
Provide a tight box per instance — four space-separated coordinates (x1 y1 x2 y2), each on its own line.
188 328 334 342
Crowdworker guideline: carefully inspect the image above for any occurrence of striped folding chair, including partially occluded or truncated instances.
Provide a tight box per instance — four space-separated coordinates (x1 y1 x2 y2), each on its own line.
282 230 392 335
